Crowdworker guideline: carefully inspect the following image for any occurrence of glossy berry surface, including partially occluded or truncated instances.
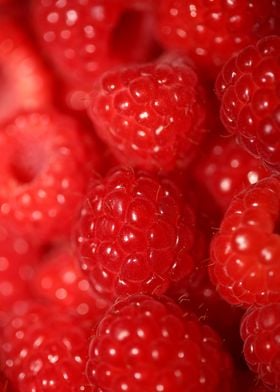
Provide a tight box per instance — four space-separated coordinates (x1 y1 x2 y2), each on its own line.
210 176 280 306
87 55 207 172
87 294 233 392
76 167 197 300
32 0 159 105
0 110 100 244
0 18 51 123
156 0 280 78
1 303 89 392
193 135 270 211
216 35 280 171
32 243 110 328
241 303 280 390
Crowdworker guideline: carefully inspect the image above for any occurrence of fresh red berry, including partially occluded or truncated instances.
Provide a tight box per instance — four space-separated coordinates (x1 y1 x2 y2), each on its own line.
32 243 110 328
0 303 90 392
240 303 280 390
87 54 208 172
216 35 280 171
0 18 51 123
87 294 233 392
155 0 280 78
31 0 159 109
210 176 280 306
192 135 270 211
76 167 197 300
0 110 100 244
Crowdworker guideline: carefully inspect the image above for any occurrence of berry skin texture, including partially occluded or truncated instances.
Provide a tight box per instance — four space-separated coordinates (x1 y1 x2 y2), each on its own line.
76 167 197 300
0 303 90 392
192 135 270 211
32 0 159 108
0 18 51 123
87 294 233 392
240 304 280 390
216 36 280 171
156 0 280 78
32 243 110 328
210 176 280 307
87 55 207 172
0 110 100 244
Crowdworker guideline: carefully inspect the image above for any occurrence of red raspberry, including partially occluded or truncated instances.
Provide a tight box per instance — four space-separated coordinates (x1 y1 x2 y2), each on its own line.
240 303 280 390
192 135 270 211
32 243 110 328
76 167 197 300
156 0 280 78
210 176 280 306
0 110 100 244
0 18 51 123
87 294 233 392
87 55 208 172
32 0 159 108
216 36 280 171
0 303 89 392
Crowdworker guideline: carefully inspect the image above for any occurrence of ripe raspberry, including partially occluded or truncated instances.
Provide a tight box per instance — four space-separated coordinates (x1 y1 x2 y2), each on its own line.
32 243 110 328
87 55 208 172
87 294 233 392
156 0 280 78
76 167 197 300
0 18 51 123
32 0 159 108
210 176 280 306
216 36 280 171
192 135 270 211
0 110 100 244
240 303 280 390
1 303 89 392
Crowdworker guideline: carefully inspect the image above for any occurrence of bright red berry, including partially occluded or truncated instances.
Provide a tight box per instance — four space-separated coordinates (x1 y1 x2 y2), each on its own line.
1 303 90 392
0 18 51 123
87 294 233 392
32 243 110 328
240 303 280 391
87 55 208 172
76 167 197 300
216 36 280 171
210 176 280 306
192 135 270 211
155 0 280 78
32 0 159 109
0 110 100 244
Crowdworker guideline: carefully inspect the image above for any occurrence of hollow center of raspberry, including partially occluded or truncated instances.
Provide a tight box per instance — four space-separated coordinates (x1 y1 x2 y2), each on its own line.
110 8 162 64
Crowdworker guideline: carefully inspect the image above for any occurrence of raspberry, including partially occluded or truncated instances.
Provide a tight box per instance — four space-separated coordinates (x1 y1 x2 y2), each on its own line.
216 36 280 171
0 303 89 392
0 18 51 123
87 294 233 392
87 55 208 172
32 0 159 108
32 243 110 328
240 303 280 390
192 135 270 211
210 176 280 306
76 167 197 300
155 0 280 78
0 110 100 244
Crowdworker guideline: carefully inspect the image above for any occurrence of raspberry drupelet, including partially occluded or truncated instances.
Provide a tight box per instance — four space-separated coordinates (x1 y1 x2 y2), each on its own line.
210 176 280 306
216 35 280 172
0 110 100 244
87 54 208 172
240 303 280 391
155 0 280 79
75 167 197 301
87 294 233 392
